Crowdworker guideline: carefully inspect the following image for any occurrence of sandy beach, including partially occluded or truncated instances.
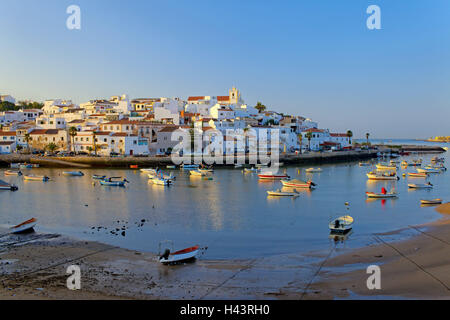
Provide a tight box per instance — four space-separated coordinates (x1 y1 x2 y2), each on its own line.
1 203 450 300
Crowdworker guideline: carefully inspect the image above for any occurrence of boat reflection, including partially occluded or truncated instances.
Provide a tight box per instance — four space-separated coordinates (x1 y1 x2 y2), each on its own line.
329 230 353 243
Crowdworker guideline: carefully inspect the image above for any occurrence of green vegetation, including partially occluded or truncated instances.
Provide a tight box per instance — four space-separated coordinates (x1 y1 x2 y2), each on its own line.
45 143 58 153
254 102 267 113
0 101 43 112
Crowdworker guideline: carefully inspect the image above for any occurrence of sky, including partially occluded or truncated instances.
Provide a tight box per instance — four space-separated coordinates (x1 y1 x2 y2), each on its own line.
0 0 449 139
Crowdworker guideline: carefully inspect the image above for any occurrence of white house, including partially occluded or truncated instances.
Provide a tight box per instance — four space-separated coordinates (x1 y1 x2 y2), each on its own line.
0 141 16 154
36 115 67 129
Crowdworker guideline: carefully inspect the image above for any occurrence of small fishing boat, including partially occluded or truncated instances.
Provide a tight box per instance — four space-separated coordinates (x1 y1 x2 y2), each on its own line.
10 218 37 234
166 165 176 169
180 164 199 170
366 171 399 181
366 191 398 199
243 167 261 173
425 164 447 171
408 172 428 178
148 172 175 181
140 168 158 174
130 165 139 169
267 189 299 197
190 170 209 177
420 199 443 205
408 183 433 189
417 168 440 174
10 163 20 169
63 171 84 176
19 163 33 169
431 156 445 163
411 159 423 166
305 168 323 173
100 177 128 187
24 175 50 181
329 216 354 234
4 170 22 176
92 174 106 180
258 172 290 180
151 176 172 186
159 245 200 265
0 180 18 191
376 163 397 171
359 162 371 167
281 179 316 189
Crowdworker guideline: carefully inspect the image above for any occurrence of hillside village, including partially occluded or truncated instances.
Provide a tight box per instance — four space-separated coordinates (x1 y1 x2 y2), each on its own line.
0 88 351 156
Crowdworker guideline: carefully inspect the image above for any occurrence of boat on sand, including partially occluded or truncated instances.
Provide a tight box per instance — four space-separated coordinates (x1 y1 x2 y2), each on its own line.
11 218 37 234
159 245 200 265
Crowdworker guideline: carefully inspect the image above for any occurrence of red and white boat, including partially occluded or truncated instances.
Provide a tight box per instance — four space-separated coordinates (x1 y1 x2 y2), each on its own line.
258 172 290 180
159 245 200 265
281 179 316 189
10 218 37 234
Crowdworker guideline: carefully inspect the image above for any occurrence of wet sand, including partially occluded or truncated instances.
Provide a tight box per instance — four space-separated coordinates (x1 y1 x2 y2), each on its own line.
1 203 450 300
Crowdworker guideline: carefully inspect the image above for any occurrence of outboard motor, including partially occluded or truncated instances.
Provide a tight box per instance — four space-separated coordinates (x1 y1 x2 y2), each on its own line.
334 220 340 229
160 249 170 261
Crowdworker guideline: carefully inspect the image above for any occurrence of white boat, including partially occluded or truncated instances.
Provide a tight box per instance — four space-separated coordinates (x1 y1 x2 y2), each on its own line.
4 170 22 176
10 218 37 234
63 171 84 176
180 164 200 170
190 170 210 177
100 177 128 187
407 172 428 178
243 167 261 173
420 199 442 205
329 216 354 234
24 175 50 181
148 172 174 180
258 172 290 180
366 171 399 181
151 176 172 186
0 180 18 191
166 165 176 169
417 168 440 174
140 168 158 174
234 164 244 168
359 162 371 167
408 183 433 189
366 191 398 198
267 189 299 197
281 179 316 189
305 168 323 173
159 245 199 265
376 163 397 171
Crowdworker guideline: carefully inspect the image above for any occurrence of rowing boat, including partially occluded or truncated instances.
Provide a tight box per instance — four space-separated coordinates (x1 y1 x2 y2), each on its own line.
0 180 18 191
281 179 316 189
63 171 84 176
92 175 106 180
407 172 428 178
408 183 433 189
366 171 399 181
24 175 50 181
159 245 200 265
417 168 440 174
267 189 299 197
10 218 37 234
420 199 442 205
305 168 323 173
366 191 398 198
258 172 290 180
4 170 22 176
329 216 354 234
100 177 128 187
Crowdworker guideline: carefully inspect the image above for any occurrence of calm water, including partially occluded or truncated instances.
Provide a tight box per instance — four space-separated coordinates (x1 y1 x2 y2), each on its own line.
0 139 448 259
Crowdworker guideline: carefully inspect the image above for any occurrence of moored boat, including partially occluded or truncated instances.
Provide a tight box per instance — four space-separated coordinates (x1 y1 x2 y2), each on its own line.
407 172 428 178
0 179 18 191
10 218 37 234
151 176 172 186
258 172 290 180
376 163 397 171
63 171 84 176
180 164 200 170
417 168 440 174
159 245 200 265
24 175 50 181
408 182 433 189
243 167 261 173
329 216 354 234
4 170 22 176
359 162 371 167
420 199 442 205
281 179 316 189
19 163 33 169
100 177 128 187
190 169 210 177
130 165 139 169
366 171 399 180
305 168 323 173
267 189 299 197
92 174 106 180
366 191 398 198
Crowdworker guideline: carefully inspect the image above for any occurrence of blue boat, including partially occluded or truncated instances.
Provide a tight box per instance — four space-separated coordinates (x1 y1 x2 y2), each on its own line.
100 177 128 187
92 175 106 180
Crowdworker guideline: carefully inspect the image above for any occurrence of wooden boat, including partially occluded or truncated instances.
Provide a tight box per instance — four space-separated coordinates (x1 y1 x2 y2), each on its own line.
4 170 22 176
408 183 433 189
140 168 158 174
92 174 106 180
24 175 50 181
420 199 443 205
329 216 354 234
100 177 128 187
366 171 399 181
417 168 440 174
305 168 323 173
267 189 299 197
281 179 316 189
258 172 290 180
190 170 210 177
366 191 398 199
0 180 18 191
376 163 397 171
10 218 37 234
243 167 261 173
408 172 428 178
63 171 84 176
151 176 172 186
159 245 200 265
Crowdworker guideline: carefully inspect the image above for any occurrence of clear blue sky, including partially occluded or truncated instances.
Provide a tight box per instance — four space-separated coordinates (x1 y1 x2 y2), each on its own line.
0 0 449 138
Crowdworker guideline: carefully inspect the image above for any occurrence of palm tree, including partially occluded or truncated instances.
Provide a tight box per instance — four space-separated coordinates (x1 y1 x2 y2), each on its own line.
346 130 353 145
305 132 313 151
68 127 78 152
366 132 370 146
45 143 58 154
24 133 31 153
254 102 267 113
297 133 303 154
92 130 98 156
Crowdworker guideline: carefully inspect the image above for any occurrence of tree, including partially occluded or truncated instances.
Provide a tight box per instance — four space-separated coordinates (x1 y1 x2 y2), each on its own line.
45 143 58 154
305 132 313 151
24 133 31 153
17 101 44 110
297 133 303 154
366 132 370 146
69 127 78 152
347 130 353 145
254 102 267 113
92 131 98 156
0 101 16 112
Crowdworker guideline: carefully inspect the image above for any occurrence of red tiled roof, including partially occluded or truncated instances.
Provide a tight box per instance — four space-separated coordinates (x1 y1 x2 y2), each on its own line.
0 141 15 145
217 96 229 101
330 133 348 137
29 129 62 135
304 128 324 133
159 126 183 133
188 96 205 102
0 131 16 136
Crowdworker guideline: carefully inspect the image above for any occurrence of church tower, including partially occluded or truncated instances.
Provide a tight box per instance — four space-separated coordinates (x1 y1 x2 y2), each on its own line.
229 87 240 105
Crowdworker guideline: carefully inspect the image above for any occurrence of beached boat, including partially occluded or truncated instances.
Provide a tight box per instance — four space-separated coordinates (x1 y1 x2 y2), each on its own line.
366 171 399 181
159 245 200 265
267 189 299 197
4 170 22 176
408 183 433 189
305 168 323 173
281 179 316 189
407 172 428 178
376 163 397 171
100 177 128 187
63 171 84 176
366 191 398 199
329 216 354 234
0 180 18 191
420 199 442 205
10 163 20 169
92 174 106 180
23 175 50 181
10 218 37 234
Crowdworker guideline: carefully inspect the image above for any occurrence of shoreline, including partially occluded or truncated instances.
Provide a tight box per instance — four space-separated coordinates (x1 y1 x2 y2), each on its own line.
1 203 449 300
